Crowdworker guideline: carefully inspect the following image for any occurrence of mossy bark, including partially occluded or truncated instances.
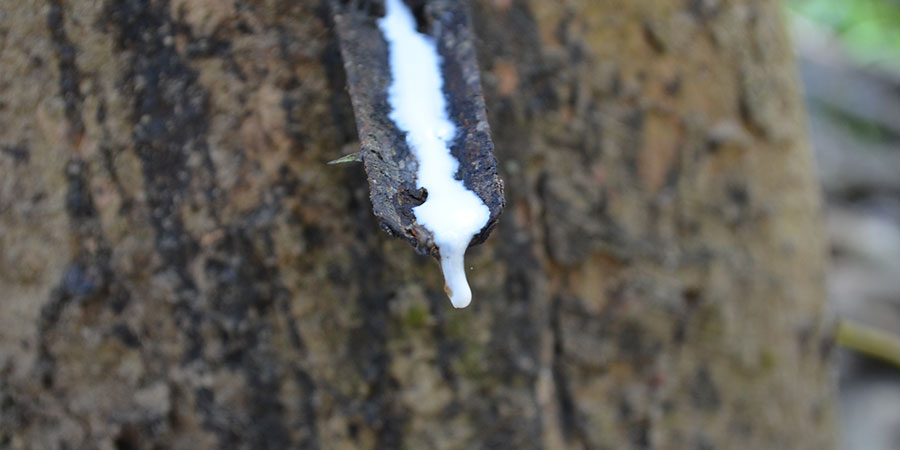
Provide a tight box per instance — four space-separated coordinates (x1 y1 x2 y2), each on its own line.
0 1 835 449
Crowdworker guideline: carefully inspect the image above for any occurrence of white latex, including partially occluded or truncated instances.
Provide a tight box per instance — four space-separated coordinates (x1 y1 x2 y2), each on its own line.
378 0 490 308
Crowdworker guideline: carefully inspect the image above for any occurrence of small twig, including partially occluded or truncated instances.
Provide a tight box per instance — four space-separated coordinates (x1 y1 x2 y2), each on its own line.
837 320 900 368
327 151 363 165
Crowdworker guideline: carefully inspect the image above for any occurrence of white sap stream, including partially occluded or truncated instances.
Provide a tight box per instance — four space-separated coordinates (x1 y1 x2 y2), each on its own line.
378 0 490 308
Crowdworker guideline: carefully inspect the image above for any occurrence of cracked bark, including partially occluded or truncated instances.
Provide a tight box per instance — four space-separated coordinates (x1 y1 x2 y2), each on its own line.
1 1 835 449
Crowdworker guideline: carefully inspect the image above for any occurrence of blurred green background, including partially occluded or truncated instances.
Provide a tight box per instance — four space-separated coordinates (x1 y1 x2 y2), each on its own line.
787 1 900 449
787 0 900 68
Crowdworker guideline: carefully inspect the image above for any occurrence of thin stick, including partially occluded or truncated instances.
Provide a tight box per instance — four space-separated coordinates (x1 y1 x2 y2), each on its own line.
837 320 900 368
328 0 504 255
327 152 362 165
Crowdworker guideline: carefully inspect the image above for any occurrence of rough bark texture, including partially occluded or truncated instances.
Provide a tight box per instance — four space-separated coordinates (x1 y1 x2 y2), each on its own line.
0 1 835 449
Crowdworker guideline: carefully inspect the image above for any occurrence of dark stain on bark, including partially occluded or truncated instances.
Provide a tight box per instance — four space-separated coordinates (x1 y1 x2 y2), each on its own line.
630 418 651 449
738 84 767 138
727 183 750 208
178 24 233 60
342 166 408 449
38 2 131 394
686 0 722 23
623 109 645 180
720 180 754 227
338 0 386 18
101 0 201 290
113 426 142 450
0 383 21 447
1 144 30 164
41 1 95 386
38 159 116 388
551 297 591 448
469 0 544 167
99 142 135 216
695 433 715 450
618 321 651 365
93 93 137 216
538 170 624 266
204 218 320 449
110 323 142 348
690 366 721 412
169 0 233 59
665 75 683 97
278 293 322 450
181 199 320 448
186 35 233 59
426 288 462 387
64 159 97 219
643 21 666 54
100 2 323 448
487 267 541 376
47 0 85 139
315 0 359 146
674 287 704 343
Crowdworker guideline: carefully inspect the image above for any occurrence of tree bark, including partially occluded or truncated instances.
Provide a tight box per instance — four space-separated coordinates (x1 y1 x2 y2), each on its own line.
0 1 835 449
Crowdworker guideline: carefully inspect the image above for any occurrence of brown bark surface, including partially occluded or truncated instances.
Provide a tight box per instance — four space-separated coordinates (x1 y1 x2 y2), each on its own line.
0 1 835 449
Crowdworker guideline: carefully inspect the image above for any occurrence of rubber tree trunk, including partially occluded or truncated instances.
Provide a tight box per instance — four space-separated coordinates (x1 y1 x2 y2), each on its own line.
0 0 835 449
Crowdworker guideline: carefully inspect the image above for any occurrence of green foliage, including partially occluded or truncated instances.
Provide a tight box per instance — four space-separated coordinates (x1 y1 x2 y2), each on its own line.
788 0 900 63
